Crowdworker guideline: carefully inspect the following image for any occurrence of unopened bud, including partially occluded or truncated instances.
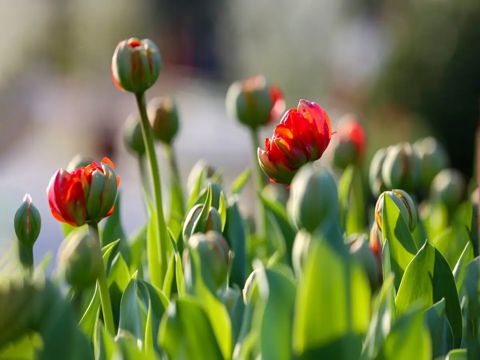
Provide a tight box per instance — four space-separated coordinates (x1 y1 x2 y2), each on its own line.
14 194 41 248
348 234 381 289
413 137 449 190
369 148 388 197
430 169 465 208
123 113 145 156
332 115 366 169
183 204 222 239
375 189 417 232
148 96 179 145
381 143 421 192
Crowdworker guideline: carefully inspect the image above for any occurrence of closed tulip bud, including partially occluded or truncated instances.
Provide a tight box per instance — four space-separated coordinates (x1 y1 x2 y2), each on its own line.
369 222 382 260
14 194 41 248
348 234 381 289
287 164 339 232
430 169 465 208
123 113 145 156
291 230 312 277
58 230 102 290
242 269 261 304
369 147 388 197
381 143 421 192
185 231 230 290
226 75 285 129
413 137 449 190
147 96 179 145
375 189 417 232
183 204 222 239
112 37 161 94
332 115 366 169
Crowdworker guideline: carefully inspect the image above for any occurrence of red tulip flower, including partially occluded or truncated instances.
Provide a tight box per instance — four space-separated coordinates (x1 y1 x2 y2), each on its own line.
47 158 120 227
258 99 332 184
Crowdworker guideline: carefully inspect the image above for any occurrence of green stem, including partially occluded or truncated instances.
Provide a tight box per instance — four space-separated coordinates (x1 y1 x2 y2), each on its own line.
89 223 115 335
135 92 168 288
164 144 185 215
18 242 33 274
249 128 268 239
138 154 150 196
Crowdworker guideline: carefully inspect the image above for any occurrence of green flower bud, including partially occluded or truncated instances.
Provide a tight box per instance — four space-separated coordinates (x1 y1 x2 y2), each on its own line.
369 147 388 197
348 234 381 289
147 96 180 145
430 169 465 208
413 137 449 190
185 231 230 290
123 113 145 156
14 194 41 248
287 164 339 232
183 204 222 239
242 269 261 304
375 189 417 232
291 230 312 277
381 143 421 192
112 38 161 94
58 230 102 290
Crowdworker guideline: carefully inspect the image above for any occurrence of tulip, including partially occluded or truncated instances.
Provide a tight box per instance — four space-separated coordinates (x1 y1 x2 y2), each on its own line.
183 204 222 239
375 189 417 232
47 158 120 227
332 114 366 169
413 137 449 190
14 194 41 271
369 147 388 197
381 143 421 192
430 169 465 208
287 164 339 232
148 96 180 145
226 75 285 129
111 37 161 94
258 99 332 184
348 234 381 289
123 113 146 157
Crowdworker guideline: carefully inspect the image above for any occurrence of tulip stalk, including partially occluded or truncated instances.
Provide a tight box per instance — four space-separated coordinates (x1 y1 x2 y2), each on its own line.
249 128 268 239
164 144 185 216
135 92 169 287
18 242 33 273
88 223 115 336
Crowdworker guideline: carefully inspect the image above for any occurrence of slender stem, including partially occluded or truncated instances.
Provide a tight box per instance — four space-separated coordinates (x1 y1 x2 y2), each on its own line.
164 144 185 216
18 242 33 274
89 223 115 335
138 154 151 196
135 92 168 287
249 128 268 239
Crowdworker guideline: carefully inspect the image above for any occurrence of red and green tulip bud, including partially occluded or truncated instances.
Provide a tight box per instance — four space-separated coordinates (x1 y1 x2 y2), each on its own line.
430 169 465 208
58 229 102 290
332 115 366 169
375 189 417 232
381 143 421 192
226 75 284 129
184 231 231 290
147 96 180 145
111 37 161 94
348 234 381 289
369 222 382 260
14 194 41 248
123 113 146 156
183 204 222 239
413 137 449 190
369 147 389 197
47 158 120 227
258 99 332 184
287 164 339 232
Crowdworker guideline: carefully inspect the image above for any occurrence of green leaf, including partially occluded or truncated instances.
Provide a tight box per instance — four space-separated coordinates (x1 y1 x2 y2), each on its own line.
423 202 449 241
292 238 371 359
395 242 462 347
224 201 247 287
462 258 480 357
432 227 470 269
377 308 431 360
453 241 474 292
128 225 147 275
94 322 119 360
146 198 163 289
445 348 467 360
381 194 423 289
186 167 207 210
338 165 366 235
218 191 227 231
159 297 224 360
79 285 101 339
230 168 251 195
424 299 453 358
0 334 41 359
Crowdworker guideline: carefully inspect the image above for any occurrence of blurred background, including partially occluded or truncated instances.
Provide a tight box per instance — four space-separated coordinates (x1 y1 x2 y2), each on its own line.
0 0 479 262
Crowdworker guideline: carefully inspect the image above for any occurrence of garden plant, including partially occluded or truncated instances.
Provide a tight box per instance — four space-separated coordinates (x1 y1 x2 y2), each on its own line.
0 37 478 360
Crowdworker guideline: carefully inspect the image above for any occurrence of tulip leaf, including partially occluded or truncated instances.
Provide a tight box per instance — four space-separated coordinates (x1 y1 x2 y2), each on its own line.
432 226 470 270
338 165 366 235
381 194 422 289
94 322 119 360
231 168 251 195
146 198 163 289
79 285 101 339
292 238 371 359
376 308 431 359
395 242 462 347
224 201 247 287
159 297 224 360
461 258 480 357
445 348 467 360
424 298 453 358
453 241 474 293
423 202 449 241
